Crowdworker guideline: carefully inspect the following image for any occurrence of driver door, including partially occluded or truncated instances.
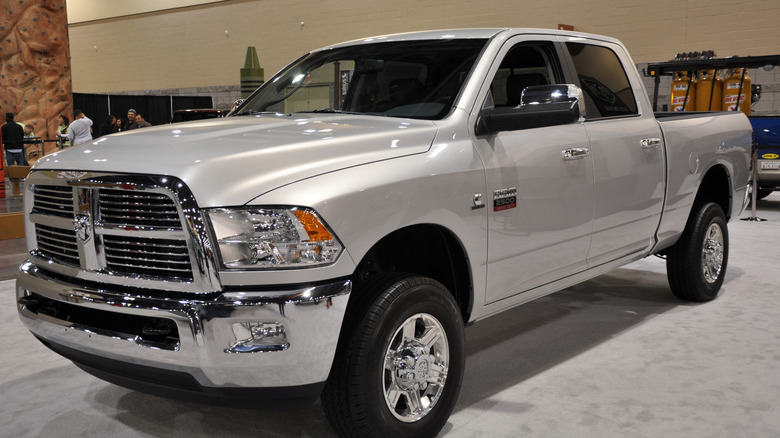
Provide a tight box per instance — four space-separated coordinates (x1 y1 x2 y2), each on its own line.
472 39 595 304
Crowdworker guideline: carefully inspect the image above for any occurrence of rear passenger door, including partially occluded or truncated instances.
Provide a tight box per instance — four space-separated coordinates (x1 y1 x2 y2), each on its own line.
472 38 595 304
563 40 665 267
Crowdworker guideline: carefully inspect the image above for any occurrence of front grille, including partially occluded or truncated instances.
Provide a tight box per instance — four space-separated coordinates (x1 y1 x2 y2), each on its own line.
35 223 80 266
32 186 74 218
104 235 193 281
31 181 197 285
98 189 182 229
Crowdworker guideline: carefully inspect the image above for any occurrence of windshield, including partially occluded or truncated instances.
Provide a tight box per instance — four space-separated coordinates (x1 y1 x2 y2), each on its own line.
233 39 487 120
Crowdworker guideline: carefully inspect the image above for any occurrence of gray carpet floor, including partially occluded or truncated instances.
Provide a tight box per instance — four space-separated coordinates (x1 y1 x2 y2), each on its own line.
2 194 780 437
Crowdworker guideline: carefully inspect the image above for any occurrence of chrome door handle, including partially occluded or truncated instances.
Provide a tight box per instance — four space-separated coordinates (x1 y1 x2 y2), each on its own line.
641 137 662 149
562 148 589 160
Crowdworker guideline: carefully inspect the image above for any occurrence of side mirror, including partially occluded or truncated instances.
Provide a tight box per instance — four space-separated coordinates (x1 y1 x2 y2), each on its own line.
476 84 585 135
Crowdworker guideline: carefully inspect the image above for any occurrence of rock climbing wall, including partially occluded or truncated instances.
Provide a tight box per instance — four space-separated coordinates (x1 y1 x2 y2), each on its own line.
0 0 72 154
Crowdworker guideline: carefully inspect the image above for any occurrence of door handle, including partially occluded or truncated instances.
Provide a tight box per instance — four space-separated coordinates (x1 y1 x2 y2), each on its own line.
562 148 589 160
641 137 662 149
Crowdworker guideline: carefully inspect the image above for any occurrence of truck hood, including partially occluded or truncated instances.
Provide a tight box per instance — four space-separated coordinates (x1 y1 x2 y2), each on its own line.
33 114 438 207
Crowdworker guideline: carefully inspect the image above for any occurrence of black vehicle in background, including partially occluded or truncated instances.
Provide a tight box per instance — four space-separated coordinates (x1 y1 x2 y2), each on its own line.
170 109 225 123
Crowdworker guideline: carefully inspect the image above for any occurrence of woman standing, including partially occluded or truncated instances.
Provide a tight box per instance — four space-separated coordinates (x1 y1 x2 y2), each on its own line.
57 115 70 148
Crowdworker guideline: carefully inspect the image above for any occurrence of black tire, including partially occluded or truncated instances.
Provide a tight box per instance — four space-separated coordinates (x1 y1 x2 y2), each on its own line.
756 189 773 201
321 273 465 438
666 202 728 302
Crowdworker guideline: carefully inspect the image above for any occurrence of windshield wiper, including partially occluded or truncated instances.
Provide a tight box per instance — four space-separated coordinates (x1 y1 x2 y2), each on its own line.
233 110 289 116
295 108 340 113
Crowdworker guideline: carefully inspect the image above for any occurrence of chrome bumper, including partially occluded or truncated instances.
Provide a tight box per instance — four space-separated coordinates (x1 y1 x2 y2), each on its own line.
16 261 351 397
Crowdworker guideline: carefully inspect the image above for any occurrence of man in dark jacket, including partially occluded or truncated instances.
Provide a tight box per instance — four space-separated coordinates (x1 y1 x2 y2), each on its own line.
124 109 139 130
135 113 152 128
2 112 25 165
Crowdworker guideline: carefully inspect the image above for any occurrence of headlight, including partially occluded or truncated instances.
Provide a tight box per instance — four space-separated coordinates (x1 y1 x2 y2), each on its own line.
206 207 343 269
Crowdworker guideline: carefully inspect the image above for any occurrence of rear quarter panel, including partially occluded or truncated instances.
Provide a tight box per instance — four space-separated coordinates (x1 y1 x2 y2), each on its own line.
653 111 752 251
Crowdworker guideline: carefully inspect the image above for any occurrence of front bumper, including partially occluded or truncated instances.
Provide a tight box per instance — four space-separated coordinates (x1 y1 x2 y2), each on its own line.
757 161 780 188
16 261 351 407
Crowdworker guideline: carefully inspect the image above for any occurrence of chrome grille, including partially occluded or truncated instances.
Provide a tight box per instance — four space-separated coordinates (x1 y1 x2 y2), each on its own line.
104 235 193 281
35 223 80 266
30 180 201 288
32 186 74 218
98 189 182 229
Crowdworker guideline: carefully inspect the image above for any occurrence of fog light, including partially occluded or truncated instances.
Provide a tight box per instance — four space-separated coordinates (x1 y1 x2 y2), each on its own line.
226 322 289 353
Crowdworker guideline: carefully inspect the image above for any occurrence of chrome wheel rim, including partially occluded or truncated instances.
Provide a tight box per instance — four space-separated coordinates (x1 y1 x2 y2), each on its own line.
702 222 724 284
383 313 449 423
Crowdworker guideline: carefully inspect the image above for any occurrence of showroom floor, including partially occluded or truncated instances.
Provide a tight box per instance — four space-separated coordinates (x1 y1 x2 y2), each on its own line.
2 194 780 437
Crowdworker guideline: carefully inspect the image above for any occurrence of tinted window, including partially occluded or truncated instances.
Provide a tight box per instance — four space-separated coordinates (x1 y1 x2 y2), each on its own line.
566 43 637 118
487 43 561 108
234 39 487 120
171 111 223 123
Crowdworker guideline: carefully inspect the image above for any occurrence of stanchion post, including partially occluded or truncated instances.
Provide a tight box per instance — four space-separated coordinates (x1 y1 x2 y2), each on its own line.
742 146 767 222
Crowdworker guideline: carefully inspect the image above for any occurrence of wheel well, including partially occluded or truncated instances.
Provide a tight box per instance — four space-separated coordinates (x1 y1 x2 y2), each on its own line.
694 164 732 219
353 224 473 322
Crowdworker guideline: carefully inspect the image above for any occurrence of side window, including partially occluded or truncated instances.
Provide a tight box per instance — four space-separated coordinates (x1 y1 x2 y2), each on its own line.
566 42 638 119
486 43 561 109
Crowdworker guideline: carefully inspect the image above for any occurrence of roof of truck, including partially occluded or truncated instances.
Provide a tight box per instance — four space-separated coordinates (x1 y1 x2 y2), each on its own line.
320 28 622 50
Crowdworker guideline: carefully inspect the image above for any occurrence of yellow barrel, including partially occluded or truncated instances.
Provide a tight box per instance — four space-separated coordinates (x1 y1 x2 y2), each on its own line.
695 70 723 111
671 71 696 112
722 68 752 115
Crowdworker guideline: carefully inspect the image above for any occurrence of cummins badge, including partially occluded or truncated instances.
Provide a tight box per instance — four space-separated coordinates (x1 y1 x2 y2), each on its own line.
493 187 517 212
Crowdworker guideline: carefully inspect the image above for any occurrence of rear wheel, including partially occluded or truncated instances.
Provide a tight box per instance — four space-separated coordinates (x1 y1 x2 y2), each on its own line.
321 274 465 438
666 202 728 302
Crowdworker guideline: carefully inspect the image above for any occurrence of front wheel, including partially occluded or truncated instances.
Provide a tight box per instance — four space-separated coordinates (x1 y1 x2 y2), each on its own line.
666 202 729 302
321 274 465 438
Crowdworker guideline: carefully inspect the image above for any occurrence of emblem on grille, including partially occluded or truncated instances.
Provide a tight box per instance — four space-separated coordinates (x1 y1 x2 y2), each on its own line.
74 214 92 243
57 171 88 181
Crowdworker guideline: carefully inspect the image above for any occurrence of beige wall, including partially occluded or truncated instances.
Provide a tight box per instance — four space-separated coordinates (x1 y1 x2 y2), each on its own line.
66 0 226 23
67 0 780 94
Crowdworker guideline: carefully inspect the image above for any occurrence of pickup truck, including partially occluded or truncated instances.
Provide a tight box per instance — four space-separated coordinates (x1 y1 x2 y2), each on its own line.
751 116 780 199
16 29 751 437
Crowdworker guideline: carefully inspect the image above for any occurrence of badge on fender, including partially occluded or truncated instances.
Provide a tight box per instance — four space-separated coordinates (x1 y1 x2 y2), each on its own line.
493 187 517 211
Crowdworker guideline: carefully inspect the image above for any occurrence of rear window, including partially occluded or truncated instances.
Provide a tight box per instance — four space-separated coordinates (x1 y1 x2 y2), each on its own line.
566 43 638 119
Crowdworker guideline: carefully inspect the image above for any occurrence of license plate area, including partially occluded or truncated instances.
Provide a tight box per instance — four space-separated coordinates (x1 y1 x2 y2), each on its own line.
761 161 780 170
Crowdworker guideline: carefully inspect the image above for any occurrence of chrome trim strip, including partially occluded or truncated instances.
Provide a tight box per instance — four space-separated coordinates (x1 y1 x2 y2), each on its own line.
94 225 185 239
30 213 72 229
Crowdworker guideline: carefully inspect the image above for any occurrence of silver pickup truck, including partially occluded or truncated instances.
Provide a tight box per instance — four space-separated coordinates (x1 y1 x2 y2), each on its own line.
17 29 751 437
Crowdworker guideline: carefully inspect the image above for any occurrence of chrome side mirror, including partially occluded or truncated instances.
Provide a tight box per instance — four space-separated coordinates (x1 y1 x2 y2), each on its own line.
520 84 586 118
476 84 585 135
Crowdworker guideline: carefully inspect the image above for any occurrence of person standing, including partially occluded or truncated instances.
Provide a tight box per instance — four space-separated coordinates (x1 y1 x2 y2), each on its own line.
125 109 139 130
68 109 93 146
22 124 37 164
2 112 25 165
135 113 152 128
98 115 117 137
57 115 70 148
115 117 124 132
